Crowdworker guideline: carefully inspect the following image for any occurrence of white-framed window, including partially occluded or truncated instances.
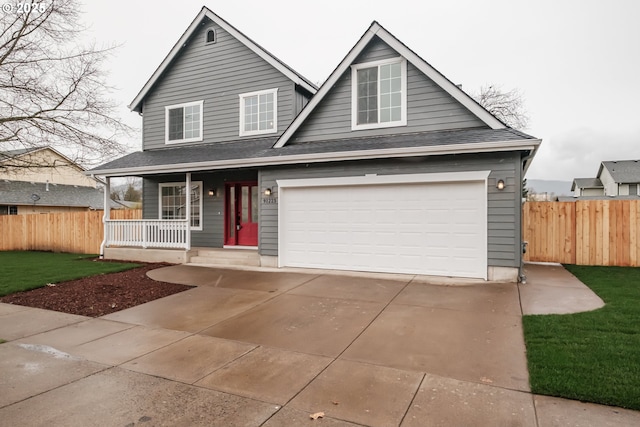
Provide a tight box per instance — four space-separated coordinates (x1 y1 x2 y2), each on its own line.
158 181 203 230
165 100 204 144
351 57 407 130
630 184 639 196
239 88 278 136
205 27 216 44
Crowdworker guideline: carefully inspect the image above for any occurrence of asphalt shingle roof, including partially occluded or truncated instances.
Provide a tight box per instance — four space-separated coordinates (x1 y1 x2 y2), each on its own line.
91 128 536 174
601 160 640 183
572 178 603 189
0 180 114 209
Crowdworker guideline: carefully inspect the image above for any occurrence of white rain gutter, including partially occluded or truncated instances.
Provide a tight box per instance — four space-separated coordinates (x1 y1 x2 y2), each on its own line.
86 139 541 177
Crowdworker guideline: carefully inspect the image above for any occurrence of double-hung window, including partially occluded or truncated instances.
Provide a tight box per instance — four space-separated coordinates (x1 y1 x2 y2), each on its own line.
159 182 203 230
165 100 203 144
351 58 407 130
239 89 278 136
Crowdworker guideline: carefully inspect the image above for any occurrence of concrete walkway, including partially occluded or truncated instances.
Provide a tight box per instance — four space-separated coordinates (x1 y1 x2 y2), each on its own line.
0 263 636 426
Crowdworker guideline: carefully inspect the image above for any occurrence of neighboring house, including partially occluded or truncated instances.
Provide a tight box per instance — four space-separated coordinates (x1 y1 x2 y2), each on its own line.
571 160 640 198
0 180 116 215
0 146 97 188
0 146 115 214
89 7 541 281
571 178 604 197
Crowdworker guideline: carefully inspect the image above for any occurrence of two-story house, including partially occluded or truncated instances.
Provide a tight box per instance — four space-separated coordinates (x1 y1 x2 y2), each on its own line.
90 7 541 282
572 160 640 198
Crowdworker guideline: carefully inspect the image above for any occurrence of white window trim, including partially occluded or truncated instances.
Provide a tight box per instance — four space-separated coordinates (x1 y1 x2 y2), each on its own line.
158 181 203 231
238 88 278 137
351 57 407 131
165 100 204 145
205 27 216 44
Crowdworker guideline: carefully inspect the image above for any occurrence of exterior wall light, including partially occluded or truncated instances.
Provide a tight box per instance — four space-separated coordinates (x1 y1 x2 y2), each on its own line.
264 187 272 196
208 189 216 197
496 179 506 190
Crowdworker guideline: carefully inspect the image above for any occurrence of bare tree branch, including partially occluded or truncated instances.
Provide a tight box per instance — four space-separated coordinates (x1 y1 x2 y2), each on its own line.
472 84 529 130
0 0 132 171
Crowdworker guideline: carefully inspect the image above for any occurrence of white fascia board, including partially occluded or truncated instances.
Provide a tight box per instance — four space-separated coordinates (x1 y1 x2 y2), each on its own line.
87 138 540 177
275 22 505 148
274 25 379 148
203 10 316 94
129 8 316 112
129 9 208 111
373 26 505 130
277 170 490 189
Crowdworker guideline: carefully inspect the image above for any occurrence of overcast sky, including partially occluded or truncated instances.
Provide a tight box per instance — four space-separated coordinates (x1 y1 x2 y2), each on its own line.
80 0 640 181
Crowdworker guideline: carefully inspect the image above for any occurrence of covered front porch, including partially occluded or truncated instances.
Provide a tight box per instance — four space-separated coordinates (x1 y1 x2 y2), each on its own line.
98 169 265 264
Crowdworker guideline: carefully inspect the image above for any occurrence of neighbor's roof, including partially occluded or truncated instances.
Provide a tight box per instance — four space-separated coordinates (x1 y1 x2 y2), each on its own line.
128 7 317 113
558 195 640 202
571 177 603 191
88 128 540 177
273 21 506 148
0 180 114 209
0 146 85 171
599 160 640 183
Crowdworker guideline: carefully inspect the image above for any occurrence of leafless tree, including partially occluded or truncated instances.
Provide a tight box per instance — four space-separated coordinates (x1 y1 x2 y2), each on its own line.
0 0 131 171
473 84 529 130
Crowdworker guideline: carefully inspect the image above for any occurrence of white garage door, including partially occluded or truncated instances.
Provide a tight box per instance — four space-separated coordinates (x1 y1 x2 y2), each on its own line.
278 173 488 279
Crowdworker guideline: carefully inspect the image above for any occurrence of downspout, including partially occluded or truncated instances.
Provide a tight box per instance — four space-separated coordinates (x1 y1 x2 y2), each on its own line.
519 153 534 284
99 176 110 259
185 172 191 252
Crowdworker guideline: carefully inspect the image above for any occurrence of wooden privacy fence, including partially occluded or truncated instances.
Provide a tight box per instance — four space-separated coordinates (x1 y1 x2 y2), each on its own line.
0 210 142 255
523 200 640 266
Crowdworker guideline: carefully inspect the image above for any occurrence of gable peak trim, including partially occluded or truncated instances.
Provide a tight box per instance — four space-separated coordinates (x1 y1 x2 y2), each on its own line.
128 7 317 112
274 20 505 148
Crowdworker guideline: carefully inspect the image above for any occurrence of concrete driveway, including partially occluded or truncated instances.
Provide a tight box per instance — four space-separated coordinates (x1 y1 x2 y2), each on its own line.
0 263 637 426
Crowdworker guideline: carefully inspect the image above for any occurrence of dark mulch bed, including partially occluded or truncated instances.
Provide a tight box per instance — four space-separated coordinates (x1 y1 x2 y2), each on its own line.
0 263 193 317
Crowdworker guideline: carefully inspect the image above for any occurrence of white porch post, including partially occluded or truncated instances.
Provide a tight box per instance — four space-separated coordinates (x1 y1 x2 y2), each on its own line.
185 172 191 251
100 176 111 258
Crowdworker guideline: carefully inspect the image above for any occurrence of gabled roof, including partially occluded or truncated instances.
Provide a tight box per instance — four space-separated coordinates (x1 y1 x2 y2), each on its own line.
128 7 317 113
598 160 640 183
0 180 114 209
274 21 505 149
571 178 603 191
0 146 84 171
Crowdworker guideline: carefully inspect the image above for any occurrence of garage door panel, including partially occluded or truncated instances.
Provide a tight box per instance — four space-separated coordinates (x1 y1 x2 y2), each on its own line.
280 181 487 278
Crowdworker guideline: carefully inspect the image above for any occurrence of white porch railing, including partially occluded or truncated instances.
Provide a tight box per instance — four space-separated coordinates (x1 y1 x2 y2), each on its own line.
105 220 190 249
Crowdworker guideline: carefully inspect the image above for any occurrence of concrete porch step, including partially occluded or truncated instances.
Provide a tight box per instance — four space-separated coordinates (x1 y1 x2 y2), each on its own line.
189 248 260 267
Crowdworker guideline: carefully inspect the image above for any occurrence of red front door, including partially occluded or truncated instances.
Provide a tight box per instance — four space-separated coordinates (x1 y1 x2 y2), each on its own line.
225 182 258 246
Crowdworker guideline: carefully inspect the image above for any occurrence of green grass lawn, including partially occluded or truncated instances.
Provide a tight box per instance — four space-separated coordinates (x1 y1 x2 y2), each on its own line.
0 251 140 297
523 265 640 410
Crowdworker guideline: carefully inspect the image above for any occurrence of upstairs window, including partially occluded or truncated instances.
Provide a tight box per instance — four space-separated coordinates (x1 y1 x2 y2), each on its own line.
239 89 278 136
205 28 216 44
165 100 203 144
351 58 407 130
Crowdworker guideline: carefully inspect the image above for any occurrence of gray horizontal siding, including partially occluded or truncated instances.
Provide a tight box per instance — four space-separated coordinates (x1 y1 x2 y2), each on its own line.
289 36 486 144
143 170 258 248
259 152 522 269
142 18 302 150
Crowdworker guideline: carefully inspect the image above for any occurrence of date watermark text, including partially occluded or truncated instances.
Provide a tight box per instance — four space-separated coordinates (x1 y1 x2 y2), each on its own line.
2 2 50 14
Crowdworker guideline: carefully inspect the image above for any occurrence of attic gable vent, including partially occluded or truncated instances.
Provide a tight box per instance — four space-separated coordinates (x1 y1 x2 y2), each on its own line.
205 28 216 44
